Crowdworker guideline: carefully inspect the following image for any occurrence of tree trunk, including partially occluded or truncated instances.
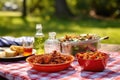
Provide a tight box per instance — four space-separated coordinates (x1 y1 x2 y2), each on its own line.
55 0 74 17
22 0 27 17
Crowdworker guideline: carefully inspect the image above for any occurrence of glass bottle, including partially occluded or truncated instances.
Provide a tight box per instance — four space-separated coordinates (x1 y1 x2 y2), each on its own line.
34 24 45 55
44 32 61 54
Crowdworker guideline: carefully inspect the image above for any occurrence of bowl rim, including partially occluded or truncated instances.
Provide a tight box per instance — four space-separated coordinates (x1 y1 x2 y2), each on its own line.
26 54 74 66
59 34 101 43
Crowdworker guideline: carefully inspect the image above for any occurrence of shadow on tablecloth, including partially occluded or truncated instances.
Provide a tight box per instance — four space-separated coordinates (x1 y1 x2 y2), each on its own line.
26 66 77 80
80 68 120 79
0 76 8 80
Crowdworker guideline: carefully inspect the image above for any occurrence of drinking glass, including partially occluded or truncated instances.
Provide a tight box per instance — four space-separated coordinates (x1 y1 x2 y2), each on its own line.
23 40 33 56
61 41 72 55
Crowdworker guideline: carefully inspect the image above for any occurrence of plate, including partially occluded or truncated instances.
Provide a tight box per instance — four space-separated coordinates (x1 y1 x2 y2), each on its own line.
0 48 36 62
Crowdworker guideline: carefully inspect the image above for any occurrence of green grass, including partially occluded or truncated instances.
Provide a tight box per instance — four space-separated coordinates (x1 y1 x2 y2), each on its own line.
0 15 120 44
0 11 21 16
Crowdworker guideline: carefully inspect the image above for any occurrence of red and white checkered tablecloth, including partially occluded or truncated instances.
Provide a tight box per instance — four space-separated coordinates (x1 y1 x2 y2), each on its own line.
0 51 120 80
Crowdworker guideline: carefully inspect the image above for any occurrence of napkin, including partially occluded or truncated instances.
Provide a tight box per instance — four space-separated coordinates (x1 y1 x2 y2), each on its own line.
0 36 34 47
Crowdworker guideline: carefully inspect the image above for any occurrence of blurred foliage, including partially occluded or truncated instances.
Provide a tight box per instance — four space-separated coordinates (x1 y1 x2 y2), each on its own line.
0 0 120 18
27 0 120 18
27 0 55 16
91 0 120 18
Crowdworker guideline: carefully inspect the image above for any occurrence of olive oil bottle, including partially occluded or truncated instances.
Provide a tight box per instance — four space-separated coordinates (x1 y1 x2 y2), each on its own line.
34 24 45 55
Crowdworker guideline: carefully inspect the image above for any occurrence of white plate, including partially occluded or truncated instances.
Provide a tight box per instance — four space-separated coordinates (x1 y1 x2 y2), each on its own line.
0 48 36 61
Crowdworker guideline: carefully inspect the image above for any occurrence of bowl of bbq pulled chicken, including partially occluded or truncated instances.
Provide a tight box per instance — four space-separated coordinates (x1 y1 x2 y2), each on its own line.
26 51 74 72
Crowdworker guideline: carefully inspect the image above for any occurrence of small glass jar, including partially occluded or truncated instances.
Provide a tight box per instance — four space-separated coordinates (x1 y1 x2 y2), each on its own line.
44 32 61 54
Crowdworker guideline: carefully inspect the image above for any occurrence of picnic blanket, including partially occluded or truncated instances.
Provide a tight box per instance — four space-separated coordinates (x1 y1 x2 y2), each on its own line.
0 36 34 47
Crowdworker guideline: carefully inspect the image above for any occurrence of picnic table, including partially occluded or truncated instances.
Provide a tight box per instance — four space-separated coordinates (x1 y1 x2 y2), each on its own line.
99 44 120 52
0 43 120 80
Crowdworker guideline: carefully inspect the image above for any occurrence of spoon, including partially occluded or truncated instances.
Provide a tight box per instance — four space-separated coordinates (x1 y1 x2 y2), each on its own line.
99 36 109 41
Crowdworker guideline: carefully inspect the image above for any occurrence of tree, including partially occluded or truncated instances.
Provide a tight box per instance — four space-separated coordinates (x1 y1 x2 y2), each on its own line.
90 0 120 18
55 0 74 17
22 0 27 17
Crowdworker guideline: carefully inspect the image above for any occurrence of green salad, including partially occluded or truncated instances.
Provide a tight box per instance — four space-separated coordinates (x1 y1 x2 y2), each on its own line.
59 34 100 56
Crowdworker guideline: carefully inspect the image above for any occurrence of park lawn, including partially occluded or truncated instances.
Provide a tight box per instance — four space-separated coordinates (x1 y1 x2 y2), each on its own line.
0 15 120 44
